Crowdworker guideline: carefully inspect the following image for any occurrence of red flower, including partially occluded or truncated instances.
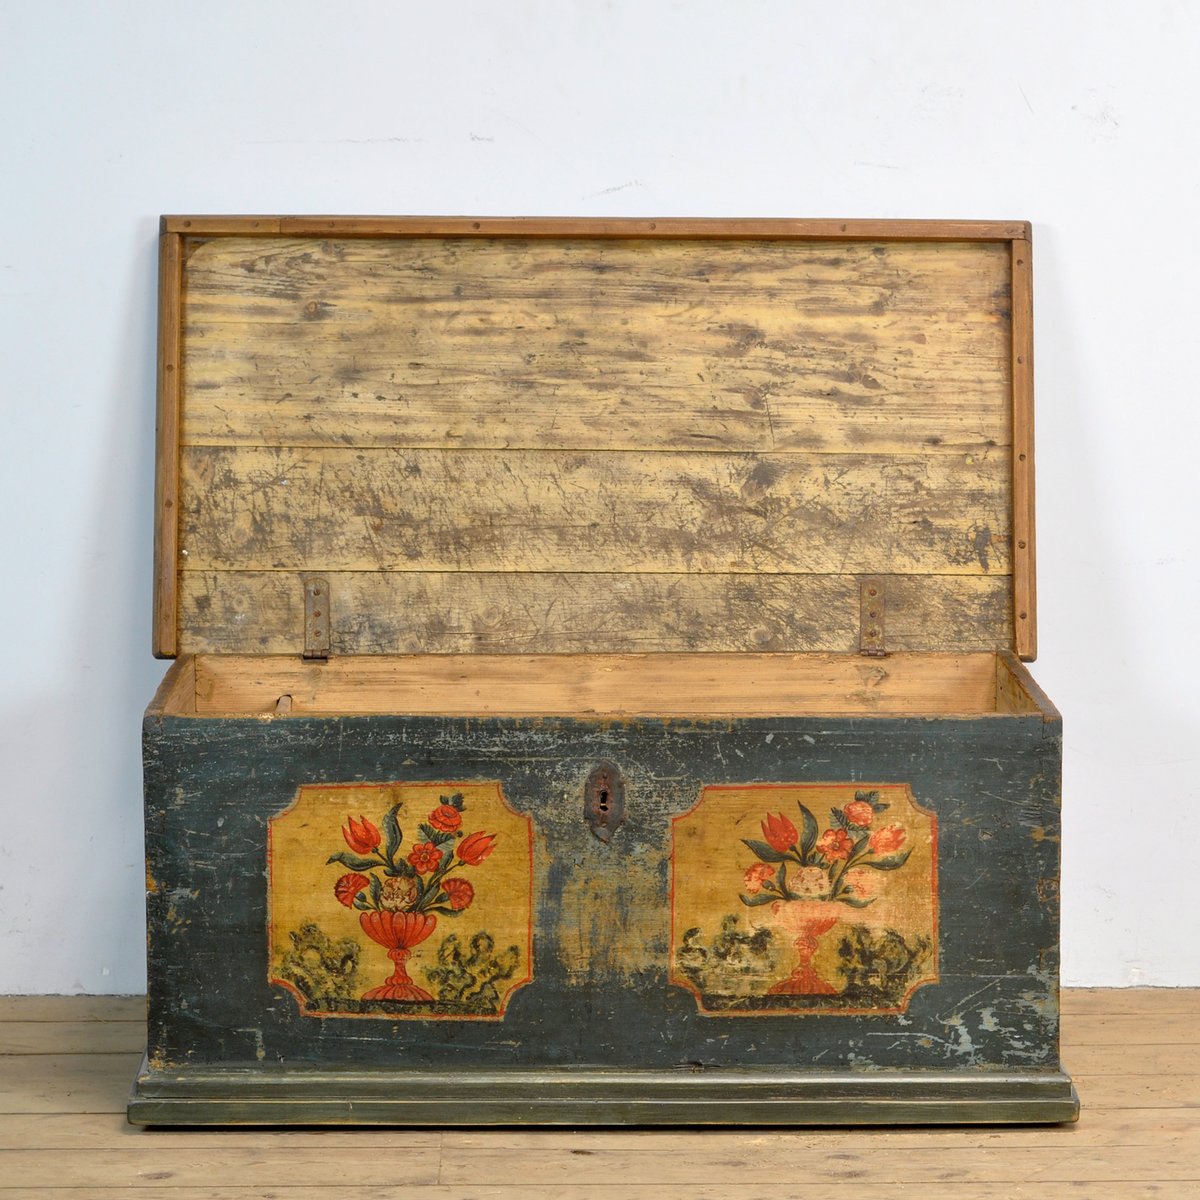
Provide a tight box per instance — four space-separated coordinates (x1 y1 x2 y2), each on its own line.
457 831 498 866
843 800 874 828
815 828 854 861
869 825 906 855
761 812 798 854
429 803 463 833
407 842 443 874
343 815 381 855
442 877 475 911
743 863 775 894
333 872 369 907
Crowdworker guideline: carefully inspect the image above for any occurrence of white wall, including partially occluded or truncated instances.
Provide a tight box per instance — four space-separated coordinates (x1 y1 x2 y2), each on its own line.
2 0 1196 992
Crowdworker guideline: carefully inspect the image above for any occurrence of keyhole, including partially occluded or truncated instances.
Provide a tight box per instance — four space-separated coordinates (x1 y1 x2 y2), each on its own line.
584 761 625 844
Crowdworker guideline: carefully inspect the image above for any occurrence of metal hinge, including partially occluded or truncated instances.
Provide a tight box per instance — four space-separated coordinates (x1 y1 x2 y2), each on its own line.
859 577 887 657
302 576 331 661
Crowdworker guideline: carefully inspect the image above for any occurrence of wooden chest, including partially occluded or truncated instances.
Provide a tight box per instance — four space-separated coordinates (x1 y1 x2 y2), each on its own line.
130 217 1077 1125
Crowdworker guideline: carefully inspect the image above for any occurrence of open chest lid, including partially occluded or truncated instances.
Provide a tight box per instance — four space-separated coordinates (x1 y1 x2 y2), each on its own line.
153 217 1036 662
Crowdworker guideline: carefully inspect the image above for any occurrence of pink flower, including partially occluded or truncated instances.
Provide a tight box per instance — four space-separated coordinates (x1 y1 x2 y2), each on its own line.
333 872 369 907
342 815 381 855
843 800 874 828
815 828 854 862
761 812 798 854
869 825 906 855
743 863 775 894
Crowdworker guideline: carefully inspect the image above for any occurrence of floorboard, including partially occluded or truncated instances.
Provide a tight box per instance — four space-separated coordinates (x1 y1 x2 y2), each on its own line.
0 990 1195 1196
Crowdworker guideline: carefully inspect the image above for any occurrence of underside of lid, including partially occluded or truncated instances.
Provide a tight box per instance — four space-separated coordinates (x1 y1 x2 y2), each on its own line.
153 218 1035 660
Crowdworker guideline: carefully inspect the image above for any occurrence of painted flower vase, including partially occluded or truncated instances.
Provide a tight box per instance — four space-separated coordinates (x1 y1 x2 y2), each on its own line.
359 910 438 1001
766 900 842 996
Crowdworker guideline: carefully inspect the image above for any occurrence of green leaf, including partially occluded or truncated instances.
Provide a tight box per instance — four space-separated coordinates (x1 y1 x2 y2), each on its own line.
775 863 788 895
741 838 788 864
856 848 913 871
798 803 819 862
739 892 778 907
326 851 379 872
430 829 456 847
838 894 876 908
352 895 371 910
831 807 853 834
369 875 383 909
383 803 403 862
417 823 439 844
446 792 465 811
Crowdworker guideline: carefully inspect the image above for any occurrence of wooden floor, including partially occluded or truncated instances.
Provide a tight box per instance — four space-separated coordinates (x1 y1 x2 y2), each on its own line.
0 990 1196 1198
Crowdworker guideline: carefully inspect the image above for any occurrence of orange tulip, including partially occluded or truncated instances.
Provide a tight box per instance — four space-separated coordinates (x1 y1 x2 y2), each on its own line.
761 812 798 854
343 814 381 855
457 831 498 865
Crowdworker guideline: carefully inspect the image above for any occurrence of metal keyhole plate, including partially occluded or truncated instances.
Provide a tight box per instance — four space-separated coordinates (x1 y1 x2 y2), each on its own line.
584 761 625 843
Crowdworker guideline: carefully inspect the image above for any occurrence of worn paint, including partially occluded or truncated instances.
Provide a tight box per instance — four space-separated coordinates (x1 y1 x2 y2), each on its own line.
142 708 1064 1076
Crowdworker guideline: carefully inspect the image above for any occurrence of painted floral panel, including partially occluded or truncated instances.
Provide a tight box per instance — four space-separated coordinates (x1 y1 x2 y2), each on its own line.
671 783 937 1015
269 780 532 1020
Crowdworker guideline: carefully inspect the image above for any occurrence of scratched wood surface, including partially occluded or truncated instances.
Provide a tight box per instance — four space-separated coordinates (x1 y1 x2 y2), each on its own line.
179 570 1011 656
174 234 1015 656
2 990 1197 1194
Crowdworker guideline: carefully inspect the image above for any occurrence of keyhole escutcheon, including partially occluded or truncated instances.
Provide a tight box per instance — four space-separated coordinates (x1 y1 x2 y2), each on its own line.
584 761 626 844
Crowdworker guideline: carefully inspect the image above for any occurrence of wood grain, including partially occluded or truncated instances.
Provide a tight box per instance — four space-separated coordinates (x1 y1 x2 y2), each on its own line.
1 991 1196 1193
163 215 1032 239
178 446 1012 576
1011 238 1037 659
177 570 1011 655
159 224 1033 657
181 236 1011 455
187 651 1007 716
152 231 183 658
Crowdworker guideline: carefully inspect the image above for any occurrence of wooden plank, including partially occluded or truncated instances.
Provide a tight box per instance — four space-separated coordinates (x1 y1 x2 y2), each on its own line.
177 571 1012 656
432 1144 1200 1187
1066 1044 1200 1076
0 996 144 1022
1074 1073 1200 1108
0 1147 441 1189
260 216 1029 240
1011 238 1037 660
1061 988 1200 1015
144 655 195 717
994 652 1038 715
181 236 1012 456
178 446 1012 577
0 1054 139 1114
0 1188 1186 1200
152 231 183 658
439 1109 1198 1151
161 216 282 234
997 651 1060 721
0 1111 440 1150
189 651 1003 717
1 1108 1193 1154
2 1023 144 1056
1066 1011 1200 1046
